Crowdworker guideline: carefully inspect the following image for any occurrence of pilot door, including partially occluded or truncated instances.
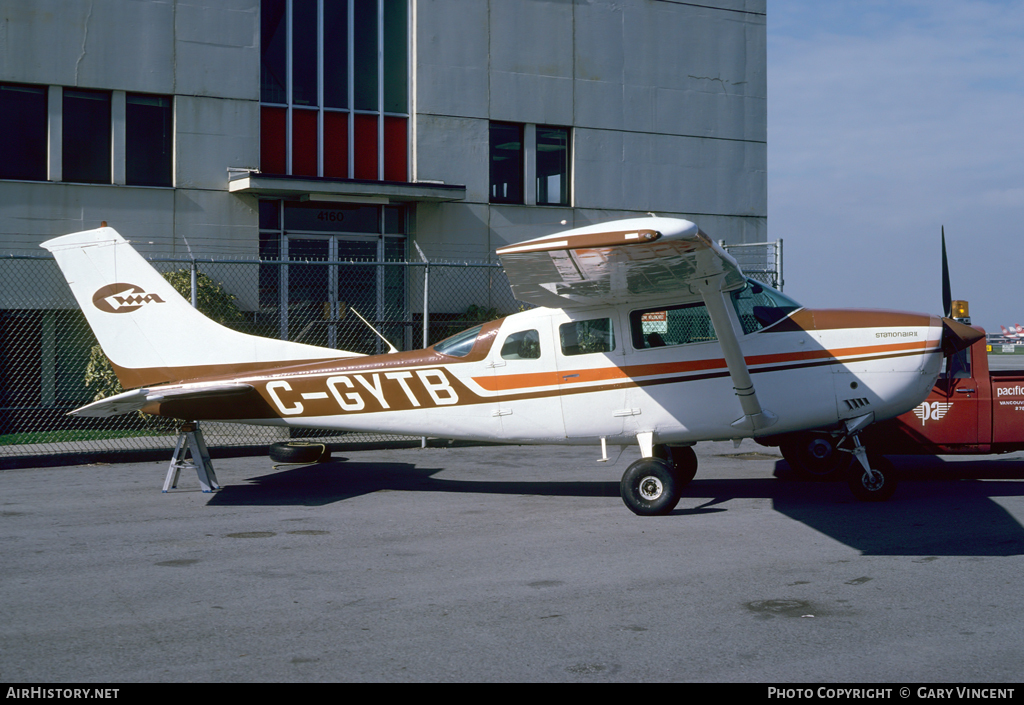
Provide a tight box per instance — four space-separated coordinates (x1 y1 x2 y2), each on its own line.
552 310 628 441
489 321 566 442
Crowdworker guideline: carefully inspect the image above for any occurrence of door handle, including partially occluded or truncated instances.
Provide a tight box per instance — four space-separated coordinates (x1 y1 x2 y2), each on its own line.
955 388 976 394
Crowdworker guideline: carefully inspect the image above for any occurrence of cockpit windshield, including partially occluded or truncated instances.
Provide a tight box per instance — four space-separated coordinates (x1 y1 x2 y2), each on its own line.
433 324 483 358
731 278 801 334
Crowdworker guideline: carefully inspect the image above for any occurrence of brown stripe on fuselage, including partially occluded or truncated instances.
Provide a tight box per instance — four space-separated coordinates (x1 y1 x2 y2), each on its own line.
112 318 504 390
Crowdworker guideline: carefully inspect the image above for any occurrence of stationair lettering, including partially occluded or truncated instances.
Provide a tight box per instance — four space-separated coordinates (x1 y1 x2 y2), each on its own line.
266 369 460 416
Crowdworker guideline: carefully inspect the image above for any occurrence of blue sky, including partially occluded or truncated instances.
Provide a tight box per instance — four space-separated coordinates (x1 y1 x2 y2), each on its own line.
767 0 1024 332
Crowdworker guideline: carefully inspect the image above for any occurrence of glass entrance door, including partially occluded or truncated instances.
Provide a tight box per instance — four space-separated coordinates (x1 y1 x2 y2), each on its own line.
266 201 407 355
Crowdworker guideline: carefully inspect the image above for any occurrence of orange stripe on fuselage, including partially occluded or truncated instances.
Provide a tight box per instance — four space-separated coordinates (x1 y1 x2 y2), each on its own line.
471 338 937 393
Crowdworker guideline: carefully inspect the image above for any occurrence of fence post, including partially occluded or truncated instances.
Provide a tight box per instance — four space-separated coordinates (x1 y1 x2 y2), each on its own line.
778 238 784 291
423 262 430 349
190 260 198 308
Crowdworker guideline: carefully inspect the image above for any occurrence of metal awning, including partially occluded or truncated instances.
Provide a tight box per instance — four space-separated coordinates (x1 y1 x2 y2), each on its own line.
228 170 466 204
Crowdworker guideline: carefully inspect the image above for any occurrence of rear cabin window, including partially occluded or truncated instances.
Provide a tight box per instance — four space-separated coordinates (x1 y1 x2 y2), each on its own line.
630 303 716 350
630 280 802 350
501 329 541 360
559 318 615 356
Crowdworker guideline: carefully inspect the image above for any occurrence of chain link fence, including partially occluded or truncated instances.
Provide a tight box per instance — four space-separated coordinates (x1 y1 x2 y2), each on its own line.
721 240 784 291
0 254 521 460
1 241 779 461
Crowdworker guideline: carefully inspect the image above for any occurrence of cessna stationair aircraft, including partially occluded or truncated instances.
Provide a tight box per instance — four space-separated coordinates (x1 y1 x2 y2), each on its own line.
42 217 982 515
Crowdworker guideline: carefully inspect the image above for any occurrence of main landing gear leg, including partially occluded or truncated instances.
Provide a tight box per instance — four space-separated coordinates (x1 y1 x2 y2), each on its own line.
846 432 897 502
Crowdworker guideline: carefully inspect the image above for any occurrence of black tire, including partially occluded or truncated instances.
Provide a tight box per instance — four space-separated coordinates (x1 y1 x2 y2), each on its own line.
269 441 330 464
780 432 850 480
653 444 698 486
620 458 681 516
847 454 898 502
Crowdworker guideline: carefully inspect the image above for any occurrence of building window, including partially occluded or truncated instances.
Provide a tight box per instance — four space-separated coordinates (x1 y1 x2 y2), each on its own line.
490 122 571 206
489 122 523 204
0 83 174 187
0 83 47 181
260 0 409 182
126 94 173 187
536 126 570 206
63 89 111 184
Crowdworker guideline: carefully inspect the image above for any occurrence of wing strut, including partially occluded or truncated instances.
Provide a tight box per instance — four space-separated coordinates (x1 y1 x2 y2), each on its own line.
699 280 778 434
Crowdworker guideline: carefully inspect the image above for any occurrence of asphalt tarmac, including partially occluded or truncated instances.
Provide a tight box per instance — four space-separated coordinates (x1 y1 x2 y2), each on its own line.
2 440 1023 683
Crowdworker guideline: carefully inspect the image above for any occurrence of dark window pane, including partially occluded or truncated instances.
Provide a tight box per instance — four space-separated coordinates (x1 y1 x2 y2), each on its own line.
489 122 522 204
383 0 407 114
126 94 172 187
292 0 318 106
383 205 404 234
259 199 281 230
537 126 570 206
63 89 111 184
0 83 47 181
323 0 349 109
258 230 281 310
353 0 378 111
261 0 287 103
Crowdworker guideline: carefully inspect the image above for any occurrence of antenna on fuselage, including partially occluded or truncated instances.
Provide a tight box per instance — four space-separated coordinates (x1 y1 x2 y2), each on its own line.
348 307 399 354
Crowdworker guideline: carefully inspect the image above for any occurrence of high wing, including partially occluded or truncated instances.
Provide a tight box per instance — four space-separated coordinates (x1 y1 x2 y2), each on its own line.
496 217 746 309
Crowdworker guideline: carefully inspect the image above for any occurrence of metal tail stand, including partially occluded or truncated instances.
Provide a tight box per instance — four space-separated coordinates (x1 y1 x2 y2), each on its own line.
164 422 220 493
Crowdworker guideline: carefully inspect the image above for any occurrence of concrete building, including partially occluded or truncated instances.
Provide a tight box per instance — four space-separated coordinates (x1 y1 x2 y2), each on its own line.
1 0 766 261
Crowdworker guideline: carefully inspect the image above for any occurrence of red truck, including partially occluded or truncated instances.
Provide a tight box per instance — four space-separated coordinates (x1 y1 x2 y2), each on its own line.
767 328 1024 479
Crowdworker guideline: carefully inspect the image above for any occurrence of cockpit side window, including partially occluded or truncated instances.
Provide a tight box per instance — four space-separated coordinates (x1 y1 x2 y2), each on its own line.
560 318 615 356
730 279 801 334
501 329 541 360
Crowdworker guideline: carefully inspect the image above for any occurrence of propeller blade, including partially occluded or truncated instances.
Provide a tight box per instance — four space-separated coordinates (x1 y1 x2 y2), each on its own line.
941 316 984 357
941 226 952 318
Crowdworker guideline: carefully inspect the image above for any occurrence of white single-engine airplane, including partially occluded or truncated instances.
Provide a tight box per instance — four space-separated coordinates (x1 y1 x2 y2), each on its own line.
42 218 982 514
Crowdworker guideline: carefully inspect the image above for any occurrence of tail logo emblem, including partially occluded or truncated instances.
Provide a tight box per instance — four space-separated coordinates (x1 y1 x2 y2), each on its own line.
92 283 166 313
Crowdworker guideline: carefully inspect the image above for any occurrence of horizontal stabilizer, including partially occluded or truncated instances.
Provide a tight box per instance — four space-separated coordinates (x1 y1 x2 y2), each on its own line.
71 384 254 418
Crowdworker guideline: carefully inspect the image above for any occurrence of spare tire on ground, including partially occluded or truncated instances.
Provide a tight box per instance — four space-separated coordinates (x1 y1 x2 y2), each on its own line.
269 441 331 464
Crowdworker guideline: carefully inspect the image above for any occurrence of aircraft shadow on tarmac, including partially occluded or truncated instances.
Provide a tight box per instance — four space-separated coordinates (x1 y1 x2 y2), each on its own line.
205 455 1024 558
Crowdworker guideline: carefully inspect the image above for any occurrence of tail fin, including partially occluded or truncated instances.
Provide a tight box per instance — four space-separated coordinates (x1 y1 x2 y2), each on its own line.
42 227 360 389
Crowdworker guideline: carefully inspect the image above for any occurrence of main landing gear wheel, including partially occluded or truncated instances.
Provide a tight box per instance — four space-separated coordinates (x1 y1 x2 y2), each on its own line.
620 458 682 516
780 432 850 480
847 454 898 502
653 444 698 486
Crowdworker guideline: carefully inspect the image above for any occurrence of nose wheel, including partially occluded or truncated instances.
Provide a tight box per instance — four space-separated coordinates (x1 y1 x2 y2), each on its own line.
846 434 898 502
